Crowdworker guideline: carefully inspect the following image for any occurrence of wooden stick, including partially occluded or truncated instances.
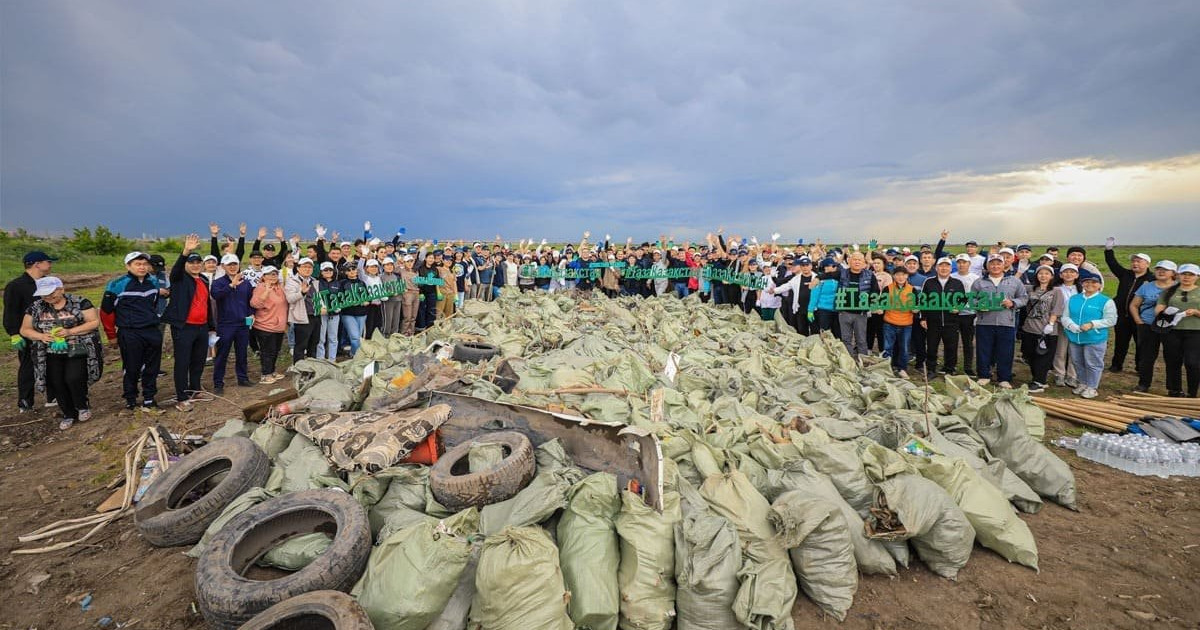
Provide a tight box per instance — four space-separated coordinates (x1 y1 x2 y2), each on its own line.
520 386 632 396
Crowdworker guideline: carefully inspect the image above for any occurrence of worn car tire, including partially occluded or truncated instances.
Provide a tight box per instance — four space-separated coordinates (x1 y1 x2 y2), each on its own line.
195 489 372 630
430 431 536 511
135 437 269 547
451 341 501 363
238 590 374 630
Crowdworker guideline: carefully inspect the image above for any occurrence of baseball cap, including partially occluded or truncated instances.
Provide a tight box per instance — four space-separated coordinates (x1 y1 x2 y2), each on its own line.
320 261 335 271
1035 264 1057 276
185 253 203 263
1017 244 1032 252
261 265 279 275
1179 263 1200 275
904 255 919 263
202 254 218 263
263 243 276 251
23 251 58 265
1078 270 1102 284
297 257 314 266
148 254 166 268
339 241 352 247
820 257 837 268
1039 252 1055 261
936 257 952 266
1067 246 1086 256
1155 260 1177 271
965 240 978 246
249 250 264 258
1132 253 1151 263
382 257 395 265
124 251 150 265
998 247 1015 256
365 259 380 267
402 254 414 262
33 276 64 296
220 254 240 265
986 254 1004 262
954 253 971 262
1059 263 1079 273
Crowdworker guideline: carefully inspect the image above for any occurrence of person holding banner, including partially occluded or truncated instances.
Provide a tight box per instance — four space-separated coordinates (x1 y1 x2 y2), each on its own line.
920 257 966 378
316 262 342 359
835 252 879 359
881 267 915 377
972 254 1028 389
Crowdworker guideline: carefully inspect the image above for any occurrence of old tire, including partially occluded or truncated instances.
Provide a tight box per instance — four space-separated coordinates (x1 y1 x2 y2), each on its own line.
451 341 500 363
430 431 536 511
195 489 372 630
239 590 374 630
135 437 269 547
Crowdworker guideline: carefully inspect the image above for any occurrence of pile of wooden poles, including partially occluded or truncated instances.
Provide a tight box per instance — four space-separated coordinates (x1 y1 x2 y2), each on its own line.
1111 392 1200 418
1032 398 1144 433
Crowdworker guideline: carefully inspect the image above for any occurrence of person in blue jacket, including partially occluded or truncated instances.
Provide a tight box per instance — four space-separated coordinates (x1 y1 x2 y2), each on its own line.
1061 270 1118 399
101 251 163 411
209 253 255 392
807 258 842 336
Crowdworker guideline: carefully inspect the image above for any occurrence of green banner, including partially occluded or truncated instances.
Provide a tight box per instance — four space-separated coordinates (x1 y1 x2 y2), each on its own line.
314 278 434 312
516 264 768 289
834 288 1006 312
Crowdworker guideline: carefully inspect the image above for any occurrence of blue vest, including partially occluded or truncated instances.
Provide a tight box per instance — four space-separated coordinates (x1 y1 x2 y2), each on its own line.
1065 292 1111 345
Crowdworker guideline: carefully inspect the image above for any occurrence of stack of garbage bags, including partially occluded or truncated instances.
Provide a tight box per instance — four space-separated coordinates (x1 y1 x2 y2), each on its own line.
196 290 1074 628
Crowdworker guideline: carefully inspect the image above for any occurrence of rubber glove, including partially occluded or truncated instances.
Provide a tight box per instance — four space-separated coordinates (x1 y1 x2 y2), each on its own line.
807 311 816 323
1043 323 1055 335
11 334 26 351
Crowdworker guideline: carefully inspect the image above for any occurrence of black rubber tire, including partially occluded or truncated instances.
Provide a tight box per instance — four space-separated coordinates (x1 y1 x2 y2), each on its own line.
451 341 501 363
194 489 372 630
430 431 536 511
135 437 269 547
238 590 374 630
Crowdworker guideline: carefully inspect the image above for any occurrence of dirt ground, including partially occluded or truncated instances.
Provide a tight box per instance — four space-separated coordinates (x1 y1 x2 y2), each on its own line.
1 275 1198 629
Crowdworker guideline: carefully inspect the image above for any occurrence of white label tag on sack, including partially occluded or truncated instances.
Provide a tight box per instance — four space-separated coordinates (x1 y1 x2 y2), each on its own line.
663 352 680 384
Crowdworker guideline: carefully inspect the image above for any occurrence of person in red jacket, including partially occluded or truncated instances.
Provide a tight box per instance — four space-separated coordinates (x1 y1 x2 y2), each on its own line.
162 234 215 411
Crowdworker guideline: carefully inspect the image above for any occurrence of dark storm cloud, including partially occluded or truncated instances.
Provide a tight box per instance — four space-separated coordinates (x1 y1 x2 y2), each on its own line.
2 1 1198 242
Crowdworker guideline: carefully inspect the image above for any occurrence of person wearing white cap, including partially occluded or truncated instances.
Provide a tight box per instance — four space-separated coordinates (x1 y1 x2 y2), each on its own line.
101 251 165 411
919 257 967 378
1050 263 1081 387
285 257 321 362
1155 263 1200 397
1061 269 1117 398
315 261 342 359
209 253 255 392
1103 237 1153 373
249 266 287 384
1130 260 1177 392
358 257 385 339
397 255 420 335
951 253 981 376
19 276 101 429
971 254 1028 388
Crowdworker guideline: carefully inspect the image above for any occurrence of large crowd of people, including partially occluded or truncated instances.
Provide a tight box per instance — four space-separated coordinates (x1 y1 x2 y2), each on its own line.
5 223 1199 430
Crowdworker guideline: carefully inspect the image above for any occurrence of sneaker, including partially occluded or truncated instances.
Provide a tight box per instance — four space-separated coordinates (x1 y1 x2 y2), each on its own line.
1108 366 1123 373
998 381 1013 390
1133 385 1149 393
1027 383 1046 394
58 418 74 431
1081 388 1099 399
125 400 137 411
1072 384 1087 395
1064 377 1079 388
238 380 253 387
175 400 194 412
897 370 909 379
18 400 34 413
139 401 165 415
259 375 276 385
44 400 58 408
977 378 991 387
77 409 93 423
213 384 225 395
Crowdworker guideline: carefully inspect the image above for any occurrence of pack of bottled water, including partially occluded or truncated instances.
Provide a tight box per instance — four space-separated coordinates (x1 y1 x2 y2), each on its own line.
1063 433 1200 478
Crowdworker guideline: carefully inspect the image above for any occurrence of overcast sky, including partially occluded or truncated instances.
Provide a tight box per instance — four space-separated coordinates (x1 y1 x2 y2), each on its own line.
2 1 1198 244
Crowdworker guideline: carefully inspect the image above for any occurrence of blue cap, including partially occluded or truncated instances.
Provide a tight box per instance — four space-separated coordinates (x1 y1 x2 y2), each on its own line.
1077 269 1103 285
1017 244 1032 251
820 257 837 268
23 251 58 265
792 257 812 266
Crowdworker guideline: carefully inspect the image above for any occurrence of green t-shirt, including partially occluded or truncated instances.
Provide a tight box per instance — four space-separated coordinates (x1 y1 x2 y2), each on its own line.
1158 285 1200 331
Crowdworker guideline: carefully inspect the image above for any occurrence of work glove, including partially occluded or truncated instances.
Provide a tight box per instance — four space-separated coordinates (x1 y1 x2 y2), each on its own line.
1105 236 1116 249
1043 323 1055 335
315 224 327 238
1063 321 1081 334
10 334 26 351
50 338 69 352
807 312 816 323
418 294 425 302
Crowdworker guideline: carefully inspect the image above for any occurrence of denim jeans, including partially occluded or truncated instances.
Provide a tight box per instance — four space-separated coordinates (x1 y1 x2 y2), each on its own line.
319 314 340 360
883 323 912 371
675 282 690 298
1068 341 1106 389
341 314 367 355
